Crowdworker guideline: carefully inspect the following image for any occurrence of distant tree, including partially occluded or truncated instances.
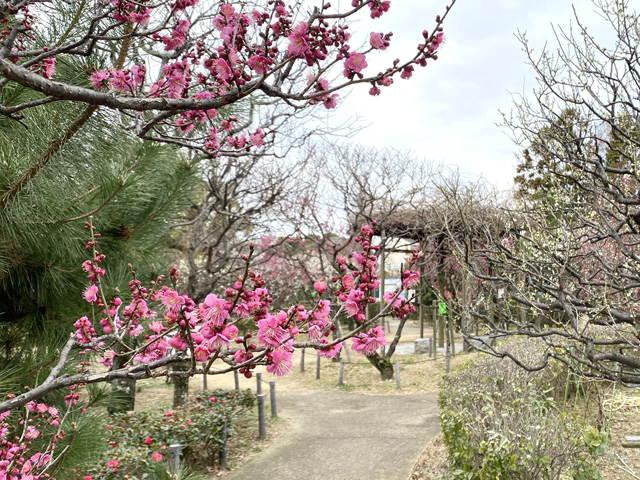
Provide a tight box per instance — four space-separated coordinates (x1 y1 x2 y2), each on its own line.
459 0 640 384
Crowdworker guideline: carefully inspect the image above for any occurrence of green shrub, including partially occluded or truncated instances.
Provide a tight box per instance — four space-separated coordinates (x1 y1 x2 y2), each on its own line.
439 338 604 480
84 389 255 479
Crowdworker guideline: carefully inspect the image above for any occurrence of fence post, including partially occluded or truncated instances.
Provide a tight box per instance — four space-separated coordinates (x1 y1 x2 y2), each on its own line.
256 372 262 395
428 337 433 357
316 354 321 380
394 360 401 390
432 300 437 360
202 362 208 390
269 381 277 418
218 419 228 468
300 348 305 372
338 358 345 386
445 314 451 375
169 444 182 475
419 276 424 339
449 316 456 357
234 369 239 390
257 394 266 440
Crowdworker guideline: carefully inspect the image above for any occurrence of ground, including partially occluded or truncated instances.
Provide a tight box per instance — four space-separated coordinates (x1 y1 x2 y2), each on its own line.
133 319 640 480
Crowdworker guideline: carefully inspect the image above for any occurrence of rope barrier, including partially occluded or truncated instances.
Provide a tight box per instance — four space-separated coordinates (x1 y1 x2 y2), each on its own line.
602 393 640 412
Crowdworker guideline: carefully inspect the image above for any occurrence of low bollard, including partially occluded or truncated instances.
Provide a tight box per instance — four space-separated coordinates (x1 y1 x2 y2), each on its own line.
269 381 277 418
202 362 208 390
316 354 320 380
257 394 266 440
338 358 345 386
394 360 401 390
300 348 305 372
169 444 182 475
218 419 228 468
623 436 640 448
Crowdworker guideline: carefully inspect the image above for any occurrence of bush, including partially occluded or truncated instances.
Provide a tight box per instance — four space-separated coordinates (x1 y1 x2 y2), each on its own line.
84 389 256 479
439 338 605 480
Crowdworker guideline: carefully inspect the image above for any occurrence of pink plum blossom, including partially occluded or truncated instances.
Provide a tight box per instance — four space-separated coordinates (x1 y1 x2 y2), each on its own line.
402 270 420 288
89 70 109 89
194 344 210 361
257 314 288 347
84 284 98 303
314 282 327 295
130 9 150 24
316 339 343 358
287 22 310 57
41 58 56 79
202 294 230 325
266 349 293 376
351 326 386 354
344 52 368 75
108 69 132 91
369 32 388 50
247 55 272 75
99 350 115 368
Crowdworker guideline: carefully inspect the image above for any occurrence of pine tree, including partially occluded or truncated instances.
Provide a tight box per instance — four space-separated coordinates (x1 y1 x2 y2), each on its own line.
0 55 195 395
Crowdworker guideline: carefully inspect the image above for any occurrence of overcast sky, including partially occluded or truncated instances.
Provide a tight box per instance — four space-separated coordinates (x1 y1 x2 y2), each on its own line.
330 0 610 191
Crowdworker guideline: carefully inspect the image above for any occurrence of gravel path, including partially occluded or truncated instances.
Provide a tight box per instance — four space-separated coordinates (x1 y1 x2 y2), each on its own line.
225 390 440 480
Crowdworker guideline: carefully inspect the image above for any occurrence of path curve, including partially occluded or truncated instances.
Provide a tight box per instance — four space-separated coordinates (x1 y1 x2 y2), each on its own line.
225 390 440 480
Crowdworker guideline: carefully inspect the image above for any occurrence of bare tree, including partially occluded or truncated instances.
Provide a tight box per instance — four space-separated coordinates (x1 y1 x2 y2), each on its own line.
454 0 640 384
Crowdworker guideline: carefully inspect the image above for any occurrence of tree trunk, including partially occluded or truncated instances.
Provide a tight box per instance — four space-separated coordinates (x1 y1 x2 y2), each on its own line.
365 352 394 380
108 352 136 414
173 362 190 408
436 235 446 348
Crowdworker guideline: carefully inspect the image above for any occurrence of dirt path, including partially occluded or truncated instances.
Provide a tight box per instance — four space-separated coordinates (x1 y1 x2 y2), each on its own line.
224 390 440 480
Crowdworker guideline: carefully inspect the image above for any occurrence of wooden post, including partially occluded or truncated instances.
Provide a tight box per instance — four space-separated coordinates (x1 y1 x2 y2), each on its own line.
316 354 321 380
257 394 266 440
338 359 345 386
256 372 262 395
394 360 401 390
233 369 239 391
300 348 305 372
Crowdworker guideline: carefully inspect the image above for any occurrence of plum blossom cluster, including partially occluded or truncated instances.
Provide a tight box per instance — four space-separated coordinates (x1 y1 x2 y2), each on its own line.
1 219 428 478
333 224 381 322
381 251 421 320
1 0 453 157
70 219 418 382
351 325 386 354
0 400 67 480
